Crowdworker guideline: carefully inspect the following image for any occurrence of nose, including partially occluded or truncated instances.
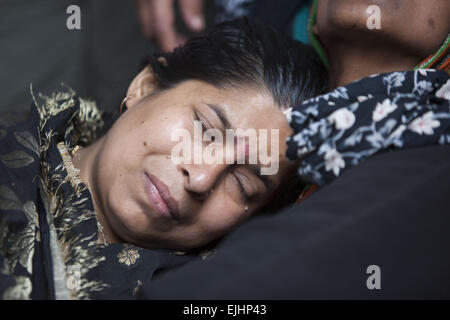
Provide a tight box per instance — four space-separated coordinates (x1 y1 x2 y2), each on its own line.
177 162 228 197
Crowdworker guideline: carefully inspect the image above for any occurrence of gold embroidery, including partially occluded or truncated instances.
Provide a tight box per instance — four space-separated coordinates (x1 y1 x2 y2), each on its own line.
133 280 143 296
117 245 140 266
0 150 34 168
56 142 85 197
1 85 107 300
2 276 32 300
170 251 187 256
33 85 108 299
0 187 39 299
14 131 40 156
200 248 217 261
0 185 22 211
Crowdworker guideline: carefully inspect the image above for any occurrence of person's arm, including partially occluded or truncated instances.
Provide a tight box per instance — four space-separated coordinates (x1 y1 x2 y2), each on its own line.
135 0 205 52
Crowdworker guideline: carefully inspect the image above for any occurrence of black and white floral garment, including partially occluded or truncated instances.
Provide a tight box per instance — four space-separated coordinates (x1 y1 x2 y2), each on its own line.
286 69 450 186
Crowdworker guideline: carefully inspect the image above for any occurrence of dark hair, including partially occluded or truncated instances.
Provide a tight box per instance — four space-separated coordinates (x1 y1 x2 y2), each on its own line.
138 17 328 212
142 17 328 108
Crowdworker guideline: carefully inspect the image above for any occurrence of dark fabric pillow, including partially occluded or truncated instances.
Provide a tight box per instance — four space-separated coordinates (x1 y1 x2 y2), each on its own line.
139 145 450 299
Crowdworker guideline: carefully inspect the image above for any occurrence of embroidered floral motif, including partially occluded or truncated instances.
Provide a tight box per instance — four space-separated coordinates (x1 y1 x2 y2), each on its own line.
0 149 35 169
117 245 140 266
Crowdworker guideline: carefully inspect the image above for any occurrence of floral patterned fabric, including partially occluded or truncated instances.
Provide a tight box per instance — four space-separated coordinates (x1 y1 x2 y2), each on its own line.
286 69 450 186
0 87 211 299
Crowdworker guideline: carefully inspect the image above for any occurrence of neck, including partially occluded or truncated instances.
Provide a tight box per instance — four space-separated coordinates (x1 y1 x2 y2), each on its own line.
327 42 422 89
72 137 121 244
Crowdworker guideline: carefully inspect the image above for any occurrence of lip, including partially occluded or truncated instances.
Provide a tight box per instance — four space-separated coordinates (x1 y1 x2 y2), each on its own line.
143 172 180 220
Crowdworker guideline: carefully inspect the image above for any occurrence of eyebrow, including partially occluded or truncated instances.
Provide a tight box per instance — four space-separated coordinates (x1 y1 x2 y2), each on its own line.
206 103 232 129
205 104 276 194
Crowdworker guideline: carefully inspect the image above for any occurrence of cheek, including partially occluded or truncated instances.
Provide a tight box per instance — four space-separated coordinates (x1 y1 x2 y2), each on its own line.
109 105 191 161
195 197 246 238
145 113 189 155
133 103 196 157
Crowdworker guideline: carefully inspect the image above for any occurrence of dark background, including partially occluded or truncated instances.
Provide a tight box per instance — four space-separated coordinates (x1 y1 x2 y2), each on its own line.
0 0 216 115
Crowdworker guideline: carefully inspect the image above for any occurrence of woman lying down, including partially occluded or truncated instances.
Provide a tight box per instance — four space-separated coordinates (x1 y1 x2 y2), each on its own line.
0 18 328 299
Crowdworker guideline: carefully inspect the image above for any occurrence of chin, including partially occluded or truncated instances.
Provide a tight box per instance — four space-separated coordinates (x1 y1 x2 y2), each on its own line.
106 206 147 241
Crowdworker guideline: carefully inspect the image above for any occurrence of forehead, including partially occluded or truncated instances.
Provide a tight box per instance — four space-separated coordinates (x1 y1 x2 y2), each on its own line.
173 80 289 128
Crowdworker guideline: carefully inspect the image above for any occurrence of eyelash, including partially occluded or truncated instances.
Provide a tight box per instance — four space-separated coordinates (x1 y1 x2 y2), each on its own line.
234 173 250 203
194 110 209 131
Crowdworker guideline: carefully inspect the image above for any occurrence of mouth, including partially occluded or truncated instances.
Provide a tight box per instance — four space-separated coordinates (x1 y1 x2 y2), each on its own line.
143 172 180 221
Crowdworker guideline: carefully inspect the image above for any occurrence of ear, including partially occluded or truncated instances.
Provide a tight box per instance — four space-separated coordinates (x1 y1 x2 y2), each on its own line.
125 62 162 108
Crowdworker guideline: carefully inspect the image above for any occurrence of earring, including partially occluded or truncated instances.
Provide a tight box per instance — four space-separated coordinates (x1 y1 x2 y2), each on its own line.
120 94 135 114
209 188 214 195
244 205 248 212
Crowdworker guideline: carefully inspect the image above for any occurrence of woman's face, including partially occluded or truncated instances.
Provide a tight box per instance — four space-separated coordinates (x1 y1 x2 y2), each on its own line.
316 0 450 58
92 71 295 250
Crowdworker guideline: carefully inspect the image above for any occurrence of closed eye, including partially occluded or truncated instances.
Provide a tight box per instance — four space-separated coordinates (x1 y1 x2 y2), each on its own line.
194 110 208 131
232 171 250 203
